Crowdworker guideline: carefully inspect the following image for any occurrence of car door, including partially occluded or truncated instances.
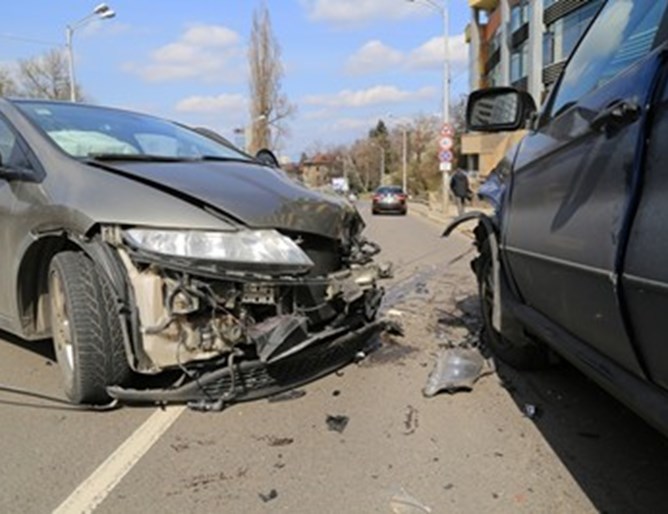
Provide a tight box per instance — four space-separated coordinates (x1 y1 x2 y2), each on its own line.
0 113 43 329
502 0 668 378
0 116 21 326
622 61 668 391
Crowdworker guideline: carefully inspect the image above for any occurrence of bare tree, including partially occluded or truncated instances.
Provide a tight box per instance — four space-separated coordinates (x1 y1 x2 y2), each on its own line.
248 4 295 154
16 48 82 101
0 67 18 97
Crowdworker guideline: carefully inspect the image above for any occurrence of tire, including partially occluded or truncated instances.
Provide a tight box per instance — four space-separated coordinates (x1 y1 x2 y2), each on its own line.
49 251 131 404
478 246 550 370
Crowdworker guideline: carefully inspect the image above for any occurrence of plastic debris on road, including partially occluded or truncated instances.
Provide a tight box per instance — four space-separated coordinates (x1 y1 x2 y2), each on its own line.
389 488 432 513
423 344 495 397
326 414 349 433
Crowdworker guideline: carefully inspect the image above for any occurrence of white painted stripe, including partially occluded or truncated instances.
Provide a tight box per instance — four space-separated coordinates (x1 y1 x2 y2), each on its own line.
53 406 185 514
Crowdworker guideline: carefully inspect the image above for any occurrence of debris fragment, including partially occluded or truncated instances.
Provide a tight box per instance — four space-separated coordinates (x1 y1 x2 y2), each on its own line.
267 389 306 403
326 414 349 433
523 404 540 419
389 488 432 513
332 390 341 397
259 489 278 503
423 346 494 396
403 405 419 435
387 308 404 318
378 262 394 279
267 436 294 447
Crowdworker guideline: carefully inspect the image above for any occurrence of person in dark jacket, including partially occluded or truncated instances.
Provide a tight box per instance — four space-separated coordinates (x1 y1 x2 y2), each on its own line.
450 168 470 216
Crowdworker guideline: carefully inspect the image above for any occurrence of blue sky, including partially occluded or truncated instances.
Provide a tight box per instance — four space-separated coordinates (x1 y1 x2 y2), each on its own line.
0 0 472 160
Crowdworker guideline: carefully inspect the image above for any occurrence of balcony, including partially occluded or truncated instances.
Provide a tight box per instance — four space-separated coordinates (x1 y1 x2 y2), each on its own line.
468 0 498 10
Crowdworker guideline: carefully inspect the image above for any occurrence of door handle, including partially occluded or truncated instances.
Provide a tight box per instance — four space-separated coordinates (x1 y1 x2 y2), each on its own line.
591 100 641 132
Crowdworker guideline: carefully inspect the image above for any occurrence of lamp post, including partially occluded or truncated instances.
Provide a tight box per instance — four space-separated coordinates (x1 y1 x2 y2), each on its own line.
65 3 116 102
407 0 451 212
377 145 386 186
388 114 410 194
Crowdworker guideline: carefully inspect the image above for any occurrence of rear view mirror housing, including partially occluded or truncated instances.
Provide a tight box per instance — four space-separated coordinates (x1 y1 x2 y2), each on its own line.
467 87 537 132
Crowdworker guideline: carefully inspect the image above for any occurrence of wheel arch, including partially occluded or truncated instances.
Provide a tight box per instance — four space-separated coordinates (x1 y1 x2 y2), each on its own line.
15 224 128 340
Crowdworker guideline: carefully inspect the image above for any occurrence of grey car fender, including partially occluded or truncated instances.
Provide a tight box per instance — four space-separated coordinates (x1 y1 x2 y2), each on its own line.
442 211 501 331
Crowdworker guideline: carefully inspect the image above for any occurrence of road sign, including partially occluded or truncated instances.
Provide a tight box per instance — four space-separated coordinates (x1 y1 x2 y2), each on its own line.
439 150 453 163
439 136 454 151
440 124 454 137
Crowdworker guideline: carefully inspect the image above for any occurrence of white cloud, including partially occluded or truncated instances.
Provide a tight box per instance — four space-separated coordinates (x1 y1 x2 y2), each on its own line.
124 24 243 83
345 40 403 75
409 34 468 72
304 85 436 108
330 117 379 132
344 33 468 76
302 0 420 24
175 93 247 114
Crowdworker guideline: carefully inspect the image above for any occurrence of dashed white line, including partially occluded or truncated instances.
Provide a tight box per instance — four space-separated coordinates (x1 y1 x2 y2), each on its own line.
53 406 185 514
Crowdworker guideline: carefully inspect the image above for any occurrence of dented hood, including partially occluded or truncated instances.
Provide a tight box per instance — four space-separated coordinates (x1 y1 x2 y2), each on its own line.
97 160 361 240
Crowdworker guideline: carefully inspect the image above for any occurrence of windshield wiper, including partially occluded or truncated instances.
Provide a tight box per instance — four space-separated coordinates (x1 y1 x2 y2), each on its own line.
197 155 253 163
87 153 189 162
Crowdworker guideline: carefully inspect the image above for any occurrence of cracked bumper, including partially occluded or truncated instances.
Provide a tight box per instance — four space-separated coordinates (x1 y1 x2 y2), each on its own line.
107 317 391 405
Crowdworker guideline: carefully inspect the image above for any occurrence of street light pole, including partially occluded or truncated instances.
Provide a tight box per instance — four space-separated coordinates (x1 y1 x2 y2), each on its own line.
388 114 410 194
65 3 116 102
401 127 408 193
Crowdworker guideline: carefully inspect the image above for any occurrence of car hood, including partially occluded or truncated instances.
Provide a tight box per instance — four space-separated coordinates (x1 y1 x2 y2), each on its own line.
95 160 360 240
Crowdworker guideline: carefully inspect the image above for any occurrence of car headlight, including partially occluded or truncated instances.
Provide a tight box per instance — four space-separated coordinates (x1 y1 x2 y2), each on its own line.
124 228 314 271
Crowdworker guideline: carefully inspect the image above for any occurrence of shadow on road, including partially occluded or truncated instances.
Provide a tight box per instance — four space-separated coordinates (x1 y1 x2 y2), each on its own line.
436 295 668 512
0 328 55 361
498 361 668 512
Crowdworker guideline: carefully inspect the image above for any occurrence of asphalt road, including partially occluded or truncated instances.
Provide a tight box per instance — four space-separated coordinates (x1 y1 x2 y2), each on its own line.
2 202 668 513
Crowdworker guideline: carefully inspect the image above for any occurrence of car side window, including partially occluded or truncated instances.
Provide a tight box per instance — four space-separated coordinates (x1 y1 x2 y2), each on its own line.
549 0 668 118
0 118 16 166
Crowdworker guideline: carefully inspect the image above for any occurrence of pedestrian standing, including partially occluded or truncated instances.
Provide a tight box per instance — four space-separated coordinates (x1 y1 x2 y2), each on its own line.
450 168 470 216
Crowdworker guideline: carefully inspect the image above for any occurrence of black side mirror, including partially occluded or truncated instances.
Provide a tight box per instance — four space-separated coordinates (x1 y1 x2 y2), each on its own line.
466 87 537 132
255 148 280 168
0 155 36 182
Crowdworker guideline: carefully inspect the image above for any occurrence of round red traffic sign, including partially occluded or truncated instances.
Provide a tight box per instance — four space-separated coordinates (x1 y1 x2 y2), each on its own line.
439 136 454 151
440 124 454 137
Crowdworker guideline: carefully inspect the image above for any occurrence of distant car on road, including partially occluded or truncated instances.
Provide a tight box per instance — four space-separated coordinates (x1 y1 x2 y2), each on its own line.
371 185 407 215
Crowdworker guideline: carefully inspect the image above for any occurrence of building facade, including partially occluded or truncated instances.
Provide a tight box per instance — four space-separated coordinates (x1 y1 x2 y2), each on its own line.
462 0 604 176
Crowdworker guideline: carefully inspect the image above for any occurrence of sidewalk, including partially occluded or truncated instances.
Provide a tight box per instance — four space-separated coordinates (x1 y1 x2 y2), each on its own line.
408 200 491 238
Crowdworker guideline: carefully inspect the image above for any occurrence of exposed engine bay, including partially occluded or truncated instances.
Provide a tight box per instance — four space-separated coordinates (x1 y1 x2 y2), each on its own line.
99 225 394 407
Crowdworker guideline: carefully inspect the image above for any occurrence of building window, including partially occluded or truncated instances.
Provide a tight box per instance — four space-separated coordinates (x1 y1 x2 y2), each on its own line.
487 63 501 87
511 0 529 32
511 41 528 82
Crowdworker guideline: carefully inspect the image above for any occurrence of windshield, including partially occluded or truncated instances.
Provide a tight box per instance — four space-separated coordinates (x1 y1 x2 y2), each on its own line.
14 101 251 161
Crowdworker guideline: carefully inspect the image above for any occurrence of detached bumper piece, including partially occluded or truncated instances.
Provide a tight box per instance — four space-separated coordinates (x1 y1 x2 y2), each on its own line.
107 318 391 408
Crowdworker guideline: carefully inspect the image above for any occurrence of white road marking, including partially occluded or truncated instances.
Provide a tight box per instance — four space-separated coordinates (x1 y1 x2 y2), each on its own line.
53 406 185 514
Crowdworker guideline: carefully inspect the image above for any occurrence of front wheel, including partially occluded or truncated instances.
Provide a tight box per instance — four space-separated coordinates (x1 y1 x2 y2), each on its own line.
478 246 549 370
49 252 131 404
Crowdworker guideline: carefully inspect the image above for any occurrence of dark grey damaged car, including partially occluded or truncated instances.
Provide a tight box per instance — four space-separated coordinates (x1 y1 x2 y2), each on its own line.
449 0 668 435
0 99 390 407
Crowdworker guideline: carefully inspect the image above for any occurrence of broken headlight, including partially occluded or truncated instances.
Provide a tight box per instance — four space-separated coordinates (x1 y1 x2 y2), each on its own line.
124 228 314 272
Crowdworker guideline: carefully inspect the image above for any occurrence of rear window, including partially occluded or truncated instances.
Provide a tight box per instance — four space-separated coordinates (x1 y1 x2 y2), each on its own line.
376 186 404 194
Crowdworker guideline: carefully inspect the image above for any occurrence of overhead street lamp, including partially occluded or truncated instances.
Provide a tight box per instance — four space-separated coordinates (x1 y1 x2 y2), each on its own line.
407 0 452 212
65 3 116 102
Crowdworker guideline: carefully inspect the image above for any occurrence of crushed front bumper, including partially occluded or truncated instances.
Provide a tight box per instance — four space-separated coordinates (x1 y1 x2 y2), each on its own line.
107 317 392 407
